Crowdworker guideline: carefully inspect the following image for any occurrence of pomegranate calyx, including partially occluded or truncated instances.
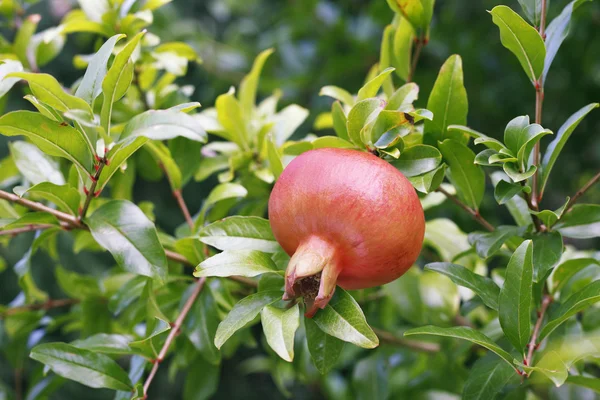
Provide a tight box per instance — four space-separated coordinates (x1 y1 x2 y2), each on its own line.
283 236 340 318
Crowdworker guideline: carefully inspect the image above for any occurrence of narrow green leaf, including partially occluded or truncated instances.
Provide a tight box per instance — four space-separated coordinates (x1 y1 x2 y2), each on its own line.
0 212 59 230
215 89 248 148
320 86 355 107
449 125 506 151
30 342 132 391
87 200 168 282
261 304 300 362
14 14 40 69
489 6 546 83
392 18 414 81
331 101 349 140
554 204 600 239
72 334 135 355
540 103 599 197
144 141 182 191
312 287 379 349
425 262 501 310
551 258 600 294
439 139 485 210
531 232 563 282
0 111 94 174
540 280 600 340
407 164 446 194
498 240 533 353
195 183 248 230
386 82 419 111
386 0 425 31
346 98 384 146
214 290 283 349
266 134 283 179
305 316 344 374
404 325 517 369
9 140 65 185
194 250 279 278
183 285 221 364
468 226 526 259
96 137 147 192
118 109 207 145
14 182 80 215
0 60 24 98
503 163 536 183
517 0 544 26
462 355 517 400
424 55 468 145
199 216 279 253
566 376 600 393
494 180 523 205
75 34 126 105
239 48 274 115
391 144 441 177
518 351 568 386
101 32 145 134
312 136 354 150
357 67 395 101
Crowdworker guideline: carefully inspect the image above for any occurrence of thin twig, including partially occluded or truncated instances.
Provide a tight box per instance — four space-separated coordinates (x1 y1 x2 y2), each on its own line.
79 158 107 221
173 189 194 230
524 295 552 370
0 223 66 237
436 186 495 232
407 36 425 83
1 298 80 318
142 278 206 398
0 190 83 228
372 327 440 353
15 368 22 400
565 171 600 213
520 182 545 232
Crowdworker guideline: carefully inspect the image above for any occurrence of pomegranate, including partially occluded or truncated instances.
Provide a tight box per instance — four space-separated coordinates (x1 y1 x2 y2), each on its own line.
268 148 425 317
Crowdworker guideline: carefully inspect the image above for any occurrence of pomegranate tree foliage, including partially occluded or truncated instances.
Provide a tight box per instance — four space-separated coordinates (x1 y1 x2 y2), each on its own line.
0 0 599 399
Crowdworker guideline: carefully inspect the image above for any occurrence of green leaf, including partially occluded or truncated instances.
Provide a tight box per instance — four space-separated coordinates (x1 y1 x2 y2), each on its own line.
72 334 135 355
0 60 24 98
87 200 168 282
0 111 94 175
320 86 355 107
30 342 132 391
468 226 526 259
370 110 409 146
489 6 546 83
404 326 516 369
352 355 389 400
407 164 446 194
118 109 207 145
543 0 592 84
517 0 544 26
462 355 517 400
216 88 248 147
494 180 523 205
425 262 500 310
1 212 59 231
386 82 419 111
271 104 309 146
312 287 379 349
75 34 125 105
386 0 425 31
449 125 506 152
540 280 600 340
424 55 468 145
531 232 563 282
304 316 344 374
518 351 568 386
195 182 248 230
214 290 283 349
239 48 274 116
183 285 220 364
9 140 65 185
14 182 80 215
183 356 220 400
8 72 92 116
14 14 40 69
554 204 600 239
551 258 600 294
144 141 182 191
331 101 349 140
266 134 283 179
312 136 355 150
439 139 485 210
391 144 441 177
540 103 599 197
346 98 384 146
566 376 600 393
199 216 279 253
101 32 144 134
260 304 300 362
194 250 279 278
498 240 533 353
96 137 147 192
357 67 395 101
503 163 536 183
55 266 101 300
392 18 414 81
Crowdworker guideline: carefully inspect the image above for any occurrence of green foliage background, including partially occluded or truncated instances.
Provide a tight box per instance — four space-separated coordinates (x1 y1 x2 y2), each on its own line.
0 0 599 399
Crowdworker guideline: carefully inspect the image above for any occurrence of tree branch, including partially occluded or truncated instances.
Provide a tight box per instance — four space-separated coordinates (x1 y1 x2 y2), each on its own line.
173 189 194 230
79 157 107 221
0 223 67 237
142 278 206 398
436 186 495 232
372 327 440 352
407 36 425 83
565 170 600 213
524 294 552 370
0 190 83 228
1 298 80 318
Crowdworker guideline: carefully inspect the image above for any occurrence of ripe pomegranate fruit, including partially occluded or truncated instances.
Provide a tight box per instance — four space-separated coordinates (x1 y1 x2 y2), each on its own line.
268 148 425 317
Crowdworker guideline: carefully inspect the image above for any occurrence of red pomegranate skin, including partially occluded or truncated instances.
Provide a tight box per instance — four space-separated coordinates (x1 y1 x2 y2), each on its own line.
268 148 425 316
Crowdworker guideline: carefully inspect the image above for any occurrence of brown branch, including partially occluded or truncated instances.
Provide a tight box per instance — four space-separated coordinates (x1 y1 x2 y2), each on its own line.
565 171 600 214
0 190 83 228
372 327 440 352
173 189 194 230
1 298 80 318
79 158 106 221
407 36 425 83
142 278 206 397
0 223 66 237
436 186 495 232
520 182 545 232
524 294 552 370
